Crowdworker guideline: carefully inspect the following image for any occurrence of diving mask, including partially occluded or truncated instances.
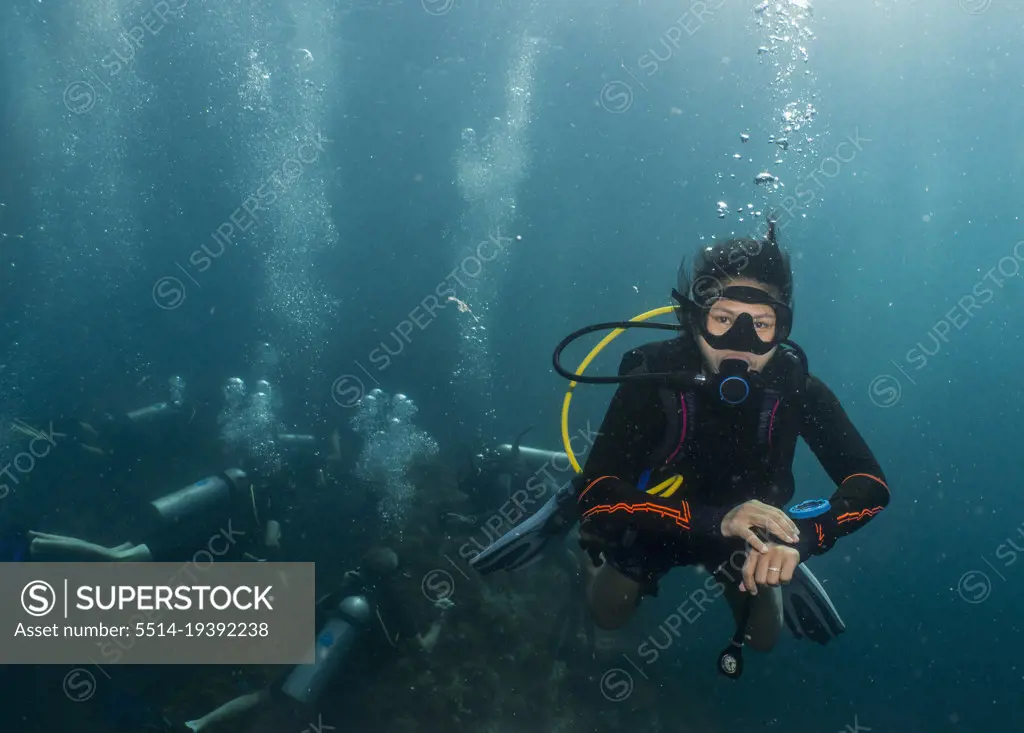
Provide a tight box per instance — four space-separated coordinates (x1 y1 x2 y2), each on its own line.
672 284 793 356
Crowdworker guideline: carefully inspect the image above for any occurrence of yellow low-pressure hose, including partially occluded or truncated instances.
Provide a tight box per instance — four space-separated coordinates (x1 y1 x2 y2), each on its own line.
560 305 678 473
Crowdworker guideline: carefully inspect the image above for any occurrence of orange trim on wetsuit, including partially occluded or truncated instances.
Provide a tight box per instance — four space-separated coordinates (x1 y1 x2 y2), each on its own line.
813 522 824 548
842 473 889 493
836 506 885 525
829 474 889 526
579 475 615 502
829 474 888 527
577 473 728 548
582 498 693 530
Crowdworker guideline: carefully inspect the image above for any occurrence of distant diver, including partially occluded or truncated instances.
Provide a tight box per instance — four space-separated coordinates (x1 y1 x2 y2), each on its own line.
181 546 446 732
19 469 283 563
457 425 534 508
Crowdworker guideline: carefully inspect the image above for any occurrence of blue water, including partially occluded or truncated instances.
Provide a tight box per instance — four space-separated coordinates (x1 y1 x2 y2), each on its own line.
1 0 1021 731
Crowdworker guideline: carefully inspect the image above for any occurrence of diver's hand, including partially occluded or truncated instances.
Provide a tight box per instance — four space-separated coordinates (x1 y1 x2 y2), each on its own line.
720 500 799 551
738 544 800 595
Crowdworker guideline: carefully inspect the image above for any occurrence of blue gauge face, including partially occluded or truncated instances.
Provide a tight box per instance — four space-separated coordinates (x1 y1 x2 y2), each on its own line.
789 499 830 519
719 376 750 404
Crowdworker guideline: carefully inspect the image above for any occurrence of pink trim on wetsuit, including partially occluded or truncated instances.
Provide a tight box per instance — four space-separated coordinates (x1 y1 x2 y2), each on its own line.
767 398 780 448
665 392 688 465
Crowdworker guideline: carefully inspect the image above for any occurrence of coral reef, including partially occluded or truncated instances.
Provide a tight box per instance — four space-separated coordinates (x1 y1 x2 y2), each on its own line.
156 454 726 733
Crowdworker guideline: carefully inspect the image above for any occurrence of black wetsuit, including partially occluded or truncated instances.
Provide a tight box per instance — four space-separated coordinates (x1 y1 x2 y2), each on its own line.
577 337 890 589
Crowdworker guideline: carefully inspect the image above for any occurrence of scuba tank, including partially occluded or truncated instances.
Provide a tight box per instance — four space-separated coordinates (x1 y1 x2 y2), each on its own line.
124 401 178 424
279 595 371 706
494 443 570 473
149 469 248 528
119 376 188 426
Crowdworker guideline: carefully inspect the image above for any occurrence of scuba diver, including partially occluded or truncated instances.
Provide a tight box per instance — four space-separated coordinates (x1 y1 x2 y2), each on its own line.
455 426 537 513
179 546 445 732
20 468 283 563
470 218 889 676
0 382 200 507
39 375 200 461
